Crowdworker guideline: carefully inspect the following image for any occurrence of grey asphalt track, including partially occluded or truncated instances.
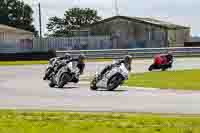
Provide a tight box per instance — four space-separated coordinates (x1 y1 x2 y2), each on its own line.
0 58 200 114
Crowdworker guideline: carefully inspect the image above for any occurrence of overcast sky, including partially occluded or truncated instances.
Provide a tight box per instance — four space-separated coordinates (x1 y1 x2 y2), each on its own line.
25 0 200 36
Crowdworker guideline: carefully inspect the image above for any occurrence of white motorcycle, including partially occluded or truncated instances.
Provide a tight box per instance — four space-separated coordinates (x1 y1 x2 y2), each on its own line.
49 62 80 88
90 63 129 91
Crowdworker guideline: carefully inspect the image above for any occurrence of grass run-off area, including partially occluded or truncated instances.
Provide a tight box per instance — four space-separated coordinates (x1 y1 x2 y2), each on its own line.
126 69 200 90
0 59 113 66
0 110 200 133
0 60 48 66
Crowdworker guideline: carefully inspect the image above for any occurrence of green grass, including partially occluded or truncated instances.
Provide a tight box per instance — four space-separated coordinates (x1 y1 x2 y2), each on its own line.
0 110 200 133
0 60 48 66
0 59 112 66
126 69 200 90
87 58 113 62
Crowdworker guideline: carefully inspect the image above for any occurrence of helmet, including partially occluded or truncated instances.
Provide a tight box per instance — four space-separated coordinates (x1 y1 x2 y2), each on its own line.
64 53 71 59
78 54 86 61
124 55 132 63
166 50 172 54
166 51 173 61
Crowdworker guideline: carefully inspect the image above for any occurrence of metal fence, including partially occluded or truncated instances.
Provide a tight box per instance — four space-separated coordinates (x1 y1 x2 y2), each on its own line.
0 35 169 53
33 36 112 50
0 36 112 53
56 47 200 59
33 37 166 50
1 38 200 58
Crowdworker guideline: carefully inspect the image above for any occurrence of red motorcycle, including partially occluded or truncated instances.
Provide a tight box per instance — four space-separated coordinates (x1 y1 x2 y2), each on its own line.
148 54 173 71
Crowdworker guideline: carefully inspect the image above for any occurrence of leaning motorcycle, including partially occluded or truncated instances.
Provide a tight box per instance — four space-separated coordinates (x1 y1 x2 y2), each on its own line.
48 62 80 88
148 55 173 71
90 63 129 91
148 62 173 71
43 58 61 80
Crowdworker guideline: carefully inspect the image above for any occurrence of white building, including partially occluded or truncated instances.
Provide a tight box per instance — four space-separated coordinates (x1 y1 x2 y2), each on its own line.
0 24 34 41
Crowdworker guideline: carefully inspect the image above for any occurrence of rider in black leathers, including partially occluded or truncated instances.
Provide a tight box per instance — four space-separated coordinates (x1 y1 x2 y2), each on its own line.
97 55 132 81
43 53 72 80
166 52 173 62
53 54 86 83
165 52 173 67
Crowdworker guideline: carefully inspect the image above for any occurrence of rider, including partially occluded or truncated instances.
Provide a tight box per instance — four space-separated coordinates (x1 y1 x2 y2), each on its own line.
69 54 85 75
153 52 173 67
165 52 173 64
53 54 86 83
54 53 72 63
70 54 86 83
43 53 72 80
97 55 133 81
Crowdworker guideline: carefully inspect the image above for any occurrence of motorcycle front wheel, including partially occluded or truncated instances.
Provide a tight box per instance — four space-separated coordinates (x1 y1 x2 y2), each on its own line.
49 77 56 88
49 81 56 88
58 73 71 88
148 64 154 71
107 74 124 91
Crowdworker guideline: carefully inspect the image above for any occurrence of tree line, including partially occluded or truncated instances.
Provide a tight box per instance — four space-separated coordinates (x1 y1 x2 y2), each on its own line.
0 0 37 35
0 0 101 37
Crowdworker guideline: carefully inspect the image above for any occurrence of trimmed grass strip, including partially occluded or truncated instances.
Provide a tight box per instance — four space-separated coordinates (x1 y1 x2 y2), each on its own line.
0 110 200 133
126 69 200 90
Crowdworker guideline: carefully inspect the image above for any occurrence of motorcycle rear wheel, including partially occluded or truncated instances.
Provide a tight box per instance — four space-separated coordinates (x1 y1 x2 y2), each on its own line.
90 78 98 90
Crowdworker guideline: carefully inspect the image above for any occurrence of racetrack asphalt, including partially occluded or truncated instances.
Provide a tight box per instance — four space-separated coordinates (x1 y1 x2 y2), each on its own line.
0 58 200 114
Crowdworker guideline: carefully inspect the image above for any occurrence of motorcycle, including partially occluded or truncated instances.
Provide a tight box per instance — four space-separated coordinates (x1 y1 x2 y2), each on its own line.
148 55 173 71
48 61 81 88
90 63 129 91
43 58 62 80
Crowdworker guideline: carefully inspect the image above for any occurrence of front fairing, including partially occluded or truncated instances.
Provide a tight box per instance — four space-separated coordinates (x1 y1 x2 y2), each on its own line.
119 63 129 80
96 63 129 88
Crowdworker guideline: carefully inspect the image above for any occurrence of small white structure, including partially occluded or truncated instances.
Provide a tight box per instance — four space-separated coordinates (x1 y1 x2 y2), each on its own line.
0 24 33 40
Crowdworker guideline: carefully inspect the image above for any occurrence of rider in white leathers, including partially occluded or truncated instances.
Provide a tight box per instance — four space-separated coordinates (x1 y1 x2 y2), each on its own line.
97 55 132 81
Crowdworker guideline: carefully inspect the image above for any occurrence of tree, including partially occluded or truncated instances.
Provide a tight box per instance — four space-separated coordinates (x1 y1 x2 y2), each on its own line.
47 8 101 37
0 0 37 34
46 16 69 37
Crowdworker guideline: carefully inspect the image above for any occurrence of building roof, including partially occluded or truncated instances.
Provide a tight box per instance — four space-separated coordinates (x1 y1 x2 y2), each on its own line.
84 16 190 30
0 24 33 35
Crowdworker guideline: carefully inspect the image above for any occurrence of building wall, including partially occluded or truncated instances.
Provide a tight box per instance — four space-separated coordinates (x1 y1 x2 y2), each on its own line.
85 18 190 48
168 28 190 47
0 31 33 41
87 18 169 48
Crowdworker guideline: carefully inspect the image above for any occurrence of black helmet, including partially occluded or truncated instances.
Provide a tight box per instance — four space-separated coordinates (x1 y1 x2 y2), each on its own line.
64 53 71 59
124 55 132 63
78 54 86 61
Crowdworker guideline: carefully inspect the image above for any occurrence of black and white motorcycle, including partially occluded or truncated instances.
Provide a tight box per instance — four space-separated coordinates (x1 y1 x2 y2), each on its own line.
43 57 62 81
90 63 129 91
48 61 80 88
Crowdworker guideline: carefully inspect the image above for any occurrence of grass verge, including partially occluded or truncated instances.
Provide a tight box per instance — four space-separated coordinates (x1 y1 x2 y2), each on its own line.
0 59 112 66
1 57 200 66
0 60 48 66
126 69 200 90
0 110 200 133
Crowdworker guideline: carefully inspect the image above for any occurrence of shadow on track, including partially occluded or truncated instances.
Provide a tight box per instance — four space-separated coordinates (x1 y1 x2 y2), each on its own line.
55 86 78 90
95 89 128 92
